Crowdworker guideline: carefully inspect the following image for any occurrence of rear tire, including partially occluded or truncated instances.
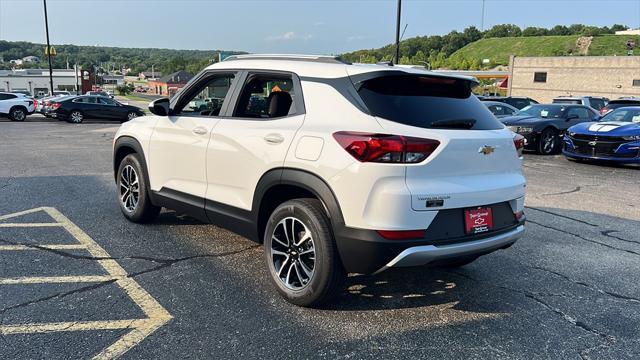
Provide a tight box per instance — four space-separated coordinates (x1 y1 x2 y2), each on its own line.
67 110 84 123
537 128 559 155
264 198 345 307
9 107 26 121
116 153 160 223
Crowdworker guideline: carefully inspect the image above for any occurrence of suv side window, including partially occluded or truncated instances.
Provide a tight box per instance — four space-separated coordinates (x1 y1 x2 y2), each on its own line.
232 74 296 118
174 73 236 116
589 99 606 111
567 107 591 120
0 94 17 100
489 105 505 116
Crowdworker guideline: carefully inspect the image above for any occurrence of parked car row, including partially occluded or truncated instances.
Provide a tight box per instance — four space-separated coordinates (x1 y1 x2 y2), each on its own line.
481 95 640 164
0 91 144 123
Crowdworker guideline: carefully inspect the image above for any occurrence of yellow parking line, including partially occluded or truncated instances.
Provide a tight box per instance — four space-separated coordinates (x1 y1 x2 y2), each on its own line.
0 223 63 227
0 275 118 285
0 207 173 360
0 244 86 251
0 319 151 335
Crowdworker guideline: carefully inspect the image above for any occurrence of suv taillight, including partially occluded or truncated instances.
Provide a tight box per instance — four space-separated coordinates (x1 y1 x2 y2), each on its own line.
333 131 439 163
513 133 525 158
600 107 610 116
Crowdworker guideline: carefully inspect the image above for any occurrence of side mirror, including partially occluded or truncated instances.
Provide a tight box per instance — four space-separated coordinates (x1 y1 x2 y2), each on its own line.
149 98 170 116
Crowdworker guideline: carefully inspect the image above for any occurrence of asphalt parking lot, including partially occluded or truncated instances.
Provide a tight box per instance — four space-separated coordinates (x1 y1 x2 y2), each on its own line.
1 116 639 359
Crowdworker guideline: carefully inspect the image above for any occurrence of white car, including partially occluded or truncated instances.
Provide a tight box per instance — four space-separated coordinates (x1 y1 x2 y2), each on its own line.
0 92 36 121
113 55 526 306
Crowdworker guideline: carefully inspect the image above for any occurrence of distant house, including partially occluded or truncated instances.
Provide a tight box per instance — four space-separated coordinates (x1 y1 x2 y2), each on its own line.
148 70 193 96
9 59 23 66
138 71 162 80
22 56 40 63
102 74 125 86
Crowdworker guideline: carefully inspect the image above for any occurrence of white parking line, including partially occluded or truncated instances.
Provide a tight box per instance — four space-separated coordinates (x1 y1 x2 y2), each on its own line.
0 207 172 360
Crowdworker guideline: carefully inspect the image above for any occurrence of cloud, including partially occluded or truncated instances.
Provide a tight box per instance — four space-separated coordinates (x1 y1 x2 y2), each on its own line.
266 32 313 41
346 35 367 42
313 21 325 27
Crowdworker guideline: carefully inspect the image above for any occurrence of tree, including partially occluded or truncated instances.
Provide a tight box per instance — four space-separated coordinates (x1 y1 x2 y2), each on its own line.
522 27 549 37
610 24 628 32
411 50 427 66
549 25 570 36
484 24 522 38
116 83 134 95
399 55 411 65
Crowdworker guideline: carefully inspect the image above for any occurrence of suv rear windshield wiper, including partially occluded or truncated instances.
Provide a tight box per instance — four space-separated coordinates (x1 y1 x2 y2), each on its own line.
429 119 476 129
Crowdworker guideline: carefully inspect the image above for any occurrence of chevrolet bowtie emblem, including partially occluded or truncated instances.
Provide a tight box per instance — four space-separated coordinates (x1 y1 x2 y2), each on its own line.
479 145 496 155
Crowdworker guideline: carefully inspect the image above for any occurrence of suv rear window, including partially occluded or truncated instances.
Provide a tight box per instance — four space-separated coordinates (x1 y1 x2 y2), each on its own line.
356 75 502 130
553 99 581 104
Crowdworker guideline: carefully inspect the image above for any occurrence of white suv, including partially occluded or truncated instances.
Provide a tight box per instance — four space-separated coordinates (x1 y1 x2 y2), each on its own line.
0 92 36 121
113 55 526 306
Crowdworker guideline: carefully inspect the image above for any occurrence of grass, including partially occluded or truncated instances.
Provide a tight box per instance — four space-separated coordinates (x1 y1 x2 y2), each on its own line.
449 34 640 66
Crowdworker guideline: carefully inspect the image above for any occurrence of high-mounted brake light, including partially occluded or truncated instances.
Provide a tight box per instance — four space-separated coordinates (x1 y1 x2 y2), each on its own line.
513 133 525 158
333 132 439 163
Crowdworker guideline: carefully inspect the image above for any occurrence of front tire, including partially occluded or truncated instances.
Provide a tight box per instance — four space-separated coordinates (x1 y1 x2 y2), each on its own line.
537 128 559 155
116 153 160 223
125 111 138 122
264 199 345 307
9 107 26 121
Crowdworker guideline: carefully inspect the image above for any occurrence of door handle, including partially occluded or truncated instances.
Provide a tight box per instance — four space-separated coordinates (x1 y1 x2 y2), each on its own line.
192 127 208 135
264 133 285 144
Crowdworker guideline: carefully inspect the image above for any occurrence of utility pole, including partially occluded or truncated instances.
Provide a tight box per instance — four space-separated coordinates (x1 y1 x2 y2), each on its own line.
394 0 402 64
481 0 486 31
43 0 55 95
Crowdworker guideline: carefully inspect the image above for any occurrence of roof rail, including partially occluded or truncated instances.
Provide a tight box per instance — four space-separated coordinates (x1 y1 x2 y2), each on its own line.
222 54 351 64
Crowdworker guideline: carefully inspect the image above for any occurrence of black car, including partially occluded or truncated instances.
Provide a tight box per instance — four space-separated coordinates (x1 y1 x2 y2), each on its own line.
501 104 599 155
479 96 539 110
51 95 145 123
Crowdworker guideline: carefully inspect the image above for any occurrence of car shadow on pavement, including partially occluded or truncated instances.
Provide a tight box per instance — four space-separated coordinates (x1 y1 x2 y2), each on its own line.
323 266 508 313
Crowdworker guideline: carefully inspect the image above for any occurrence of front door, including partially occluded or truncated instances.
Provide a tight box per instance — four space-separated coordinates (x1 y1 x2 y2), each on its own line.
148 72 239 211
205 71 304 211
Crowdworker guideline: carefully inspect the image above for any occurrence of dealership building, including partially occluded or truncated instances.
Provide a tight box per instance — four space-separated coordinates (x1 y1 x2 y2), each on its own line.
508 56 640 103
0 68 92 96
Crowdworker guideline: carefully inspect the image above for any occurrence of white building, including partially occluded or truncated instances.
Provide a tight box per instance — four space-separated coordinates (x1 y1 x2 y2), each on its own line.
0 68 90 97
615 28 640 36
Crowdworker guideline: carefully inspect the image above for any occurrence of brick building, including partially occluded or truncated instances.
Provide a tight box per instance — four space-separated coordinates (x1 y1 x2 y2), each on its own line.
508 56 640 103
148 70 193 97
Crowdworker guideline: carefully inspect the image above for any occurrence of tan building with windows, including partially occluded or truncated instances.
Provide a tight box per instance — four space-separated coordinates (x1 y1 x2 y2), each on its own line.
508 56 640 103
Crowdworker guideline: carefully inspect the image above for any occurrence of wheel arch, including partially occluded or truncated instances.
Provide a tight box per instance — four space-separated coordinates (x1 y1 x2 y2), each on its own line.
113 136 151 189
253 168 345 243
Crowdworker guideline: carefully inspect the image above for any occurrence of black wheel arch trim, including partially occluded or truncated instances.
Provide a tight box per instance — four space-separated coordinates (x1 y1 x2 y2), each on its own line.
113 136 153 199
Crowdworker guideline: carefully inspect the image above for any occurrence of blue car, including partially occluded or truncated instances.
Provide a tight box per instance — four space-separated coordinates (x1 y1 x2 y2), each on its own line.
563 107 640 164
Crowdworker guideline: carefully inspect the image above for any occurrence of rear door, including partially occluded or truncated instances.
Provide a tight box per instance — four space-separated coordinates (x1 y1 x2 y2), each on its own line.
148 71 239 208
204 71 305 211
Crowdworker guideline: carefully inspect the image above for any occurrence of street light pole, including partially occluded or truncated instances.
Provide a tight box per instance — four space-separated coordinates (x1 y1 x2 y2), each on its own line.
43 0 54 95
394 0 402 64
481 0 486 31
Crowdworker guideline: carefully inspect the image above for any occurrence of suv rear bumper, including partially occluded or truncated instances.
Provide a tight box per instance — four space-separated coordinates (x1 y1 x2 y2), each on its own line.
373 225 524 274
334 219 525 274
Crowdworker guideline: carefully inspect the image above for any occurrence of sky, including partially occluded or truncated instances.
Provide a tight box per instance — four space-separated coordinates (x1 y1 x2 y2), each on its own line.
1 0 639 54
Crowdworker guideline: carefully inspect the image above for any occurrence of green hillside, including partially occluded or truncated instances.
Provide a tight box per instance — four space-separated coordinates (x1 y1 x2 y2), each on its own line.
449 35 640 66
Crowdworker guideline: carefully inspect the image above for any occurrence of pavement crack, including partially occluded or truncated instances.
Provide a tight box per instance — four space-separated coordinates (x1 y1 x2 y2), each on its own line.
541 186 581 197
600 230 640 246
527 220 640 257
531 266 640 304
448 270 616 356
0 238 260 265
524 206 598 227
0 244 260 317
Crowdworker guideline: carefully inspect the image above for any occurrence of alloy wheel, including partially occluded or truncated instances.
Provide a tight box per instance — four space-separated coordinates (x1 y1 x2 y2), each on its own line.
542 132 555 153
13 109 26 121
127 112 138 120
270 217 316 290
70 111 83 123
119 165 139 212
